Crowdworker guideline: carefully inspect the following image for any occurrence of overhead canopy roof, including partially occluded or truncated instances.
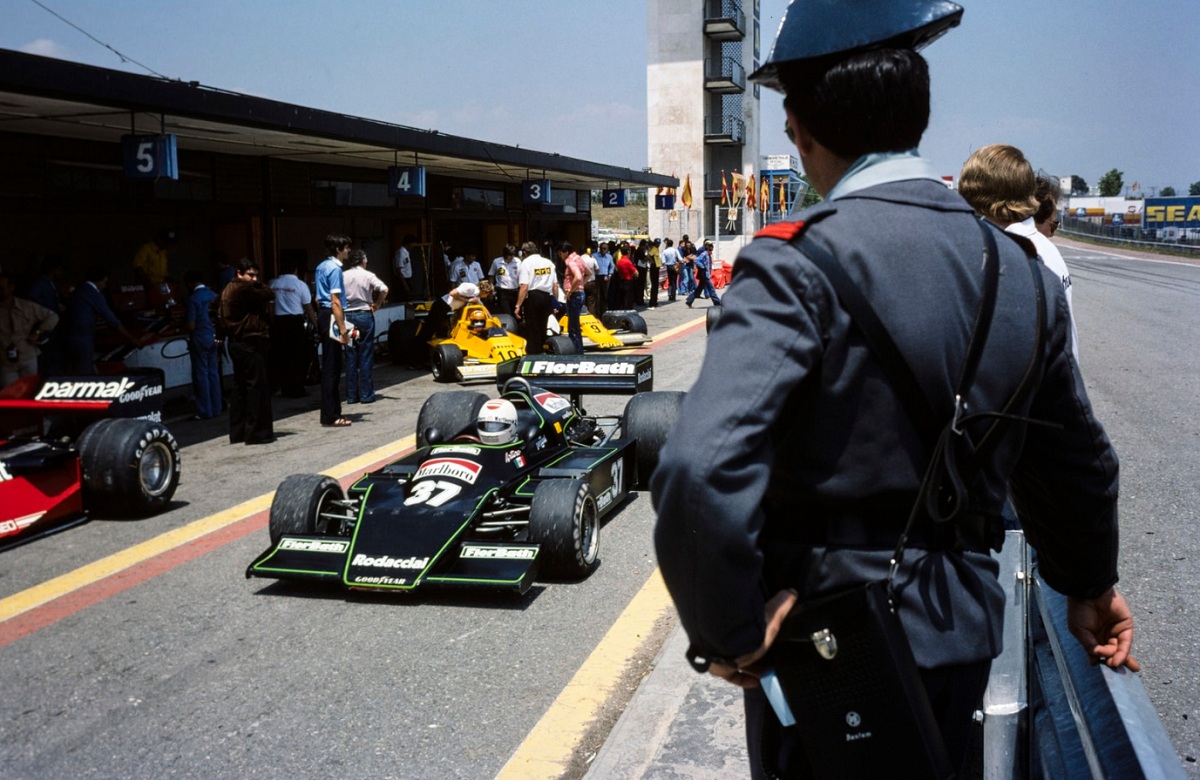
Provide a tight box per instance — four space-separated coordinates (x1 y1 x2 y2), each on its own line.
0 48 675 191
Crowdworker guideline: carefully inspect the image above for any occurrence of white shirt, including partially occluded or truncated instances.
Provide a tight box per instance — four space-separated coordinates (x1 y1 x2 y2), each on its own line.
489 256 521 290
1006 217 1079 359
269 273 312 316
462 260 485 285
392 246 412 279
518 254 557 294
442 282 479 312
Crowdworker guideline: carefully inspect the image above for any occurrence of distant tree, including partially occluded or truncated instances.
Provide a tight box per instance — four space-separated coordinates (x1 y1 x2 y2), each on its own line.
1190 181 1200 196
1070 175 1089 196
1160 186 1177 197
799 175 822 208
1098 169 1124 197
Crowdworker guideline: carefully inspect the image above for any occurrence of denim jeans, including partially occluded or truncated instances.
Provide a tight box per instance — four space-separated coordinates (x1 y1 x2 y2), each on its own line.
344 309 376 402
189 342 222 418
566 291 586 353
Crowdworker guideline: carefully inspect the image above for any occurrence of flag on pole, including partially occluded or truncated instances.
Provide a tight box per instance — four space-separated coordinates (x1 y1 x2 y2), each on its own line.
747 174 756 209
721 171 729 206
760 177 770 212
778 179 787 210
731 173 742 205
681 174 693 209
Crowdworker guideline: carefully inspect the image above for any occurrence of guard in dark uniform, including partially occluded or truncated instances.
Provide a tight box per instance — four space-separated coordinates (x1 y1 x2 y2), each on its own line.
650 2 1136 777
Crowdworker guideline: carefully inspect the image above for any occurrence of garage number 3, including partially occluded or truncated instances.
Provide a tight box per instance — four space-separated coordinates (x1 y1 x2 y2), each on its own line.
405 479 462 507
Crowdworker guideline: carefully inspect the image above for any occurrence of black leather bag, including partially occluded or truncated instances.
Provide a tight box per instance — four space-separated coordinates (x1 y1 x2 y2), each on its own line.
771 581 955 779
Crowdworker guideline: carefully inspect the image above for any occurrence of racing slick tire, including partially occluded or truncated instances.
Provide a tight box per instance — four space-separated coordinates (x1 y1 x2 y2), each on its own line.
416 391 489 448
496 314 519 335
705 306 722 334
545 335 579 355
431 343 464 383
622 391 686 489
388 319 424 366
601 310 647 334
77 418 181 516
269 473 346 545
529 478 599 580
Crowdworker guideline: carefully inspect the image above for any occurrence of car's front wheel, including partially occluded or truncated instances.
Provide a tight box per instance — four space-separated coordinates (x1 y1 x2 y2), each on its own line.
77 418 181 516
269 474 347 545
529 479 599 579
623 391 686 488
431 343 464 383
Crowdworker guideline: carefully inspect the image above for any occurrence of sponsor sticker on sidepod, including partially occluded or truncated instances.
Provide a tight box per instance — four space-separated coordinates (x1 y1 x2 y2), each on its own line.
351 554 429 569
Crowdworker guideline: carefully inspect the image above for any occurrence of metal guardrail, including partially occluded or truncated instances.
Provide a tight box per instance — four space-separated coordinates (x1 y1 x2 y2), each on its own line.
983 531 1186 778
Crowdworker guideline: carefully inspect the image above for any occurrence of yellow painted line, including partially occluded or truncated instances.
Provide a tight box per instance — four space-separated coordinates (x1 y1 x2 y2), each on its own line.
0 434 417 625
494 569 675 780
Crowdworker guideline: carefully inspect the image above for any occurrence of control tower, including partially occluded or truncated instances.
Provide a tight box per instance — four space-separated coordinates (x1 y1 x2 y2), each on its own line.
647 0 762 244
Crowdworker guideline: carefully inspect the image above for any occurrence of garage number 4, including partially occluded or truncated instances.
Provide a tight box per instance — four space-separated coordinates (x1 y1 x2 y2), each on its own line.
404 480 462 507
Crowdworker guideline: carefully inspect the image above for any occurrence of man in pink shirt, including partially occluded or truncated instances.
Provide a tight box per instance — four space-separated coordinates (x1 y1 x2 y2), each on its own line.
557 241 589 352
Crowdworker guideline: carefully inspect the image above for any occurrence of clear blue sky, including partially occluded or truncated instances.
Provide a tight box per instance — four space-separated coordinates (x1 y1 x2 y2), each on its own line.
5 0 1198 195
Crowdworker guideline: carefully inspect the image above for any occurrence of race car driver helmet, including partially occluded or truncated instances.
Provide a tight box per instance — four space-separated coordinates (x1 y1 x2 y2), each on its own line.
477 399 518 445
749 0 963 91
468 309 488 334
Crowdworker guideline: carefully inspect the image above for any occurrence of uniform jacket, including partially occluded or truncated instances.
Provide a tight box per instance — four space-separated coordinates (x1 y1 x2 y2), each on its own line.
651 178 1119 669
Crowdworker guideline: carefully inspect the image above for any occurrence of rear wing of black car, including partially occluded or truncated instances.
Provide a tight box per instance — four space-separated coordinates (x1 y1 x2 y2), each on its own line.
496 355 653 396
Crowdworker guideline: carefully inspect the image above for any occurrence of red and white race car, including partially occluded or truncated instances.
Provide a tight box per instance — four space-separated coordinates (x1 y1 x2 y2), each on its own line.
0 370 181 549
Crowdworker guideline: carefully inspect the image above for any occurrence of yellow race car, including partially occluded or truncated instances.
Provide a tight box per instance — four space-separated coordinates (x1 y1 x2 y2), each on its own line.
390 304 651 383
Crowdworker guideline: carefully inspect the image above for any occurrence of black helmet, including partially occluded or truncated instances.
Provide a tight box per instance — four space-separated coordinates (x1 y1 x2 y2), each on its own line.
751 0 963 91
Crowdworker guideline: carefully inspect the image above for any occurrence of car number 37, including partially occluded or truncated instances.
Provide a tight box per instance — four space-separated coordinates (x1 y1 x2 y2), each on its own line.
404 480 463 507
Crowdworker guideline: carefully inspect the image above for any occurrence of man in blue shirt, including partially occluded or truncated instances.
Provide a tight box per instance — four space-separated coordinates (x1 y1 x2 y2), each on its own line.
64 264 142 374
684 240 721 308
184 270 221 419
315 233 353 427
592 242 615 317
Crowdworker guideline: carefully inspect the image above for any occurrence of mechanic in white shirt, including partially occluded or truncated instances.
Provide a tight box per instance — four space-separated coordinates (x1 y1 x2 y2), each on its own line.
488 244 522 316
514 241 558 355
391 234 414 300
428 281 480 339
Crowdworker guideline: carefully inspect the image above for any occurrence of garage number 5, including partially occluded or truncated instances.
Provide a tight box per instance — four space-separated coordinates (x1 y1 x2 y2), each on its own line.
405 479 462 507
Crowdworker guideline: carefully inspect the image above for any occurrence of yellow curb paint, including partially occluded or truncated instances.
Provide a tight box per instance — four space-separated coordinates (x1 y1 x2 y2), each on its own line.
0 434 417 625
494 569 674 780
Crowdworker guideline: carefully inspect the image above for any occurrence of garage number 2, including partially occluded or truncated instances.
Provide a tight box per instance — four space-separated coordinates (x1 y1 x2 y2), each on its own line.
405 479 462 507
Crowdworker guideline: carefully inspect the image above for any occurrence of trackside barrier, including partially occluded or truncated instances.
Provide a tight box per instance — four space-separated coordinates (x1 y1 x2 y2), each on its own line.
983 531 1186 778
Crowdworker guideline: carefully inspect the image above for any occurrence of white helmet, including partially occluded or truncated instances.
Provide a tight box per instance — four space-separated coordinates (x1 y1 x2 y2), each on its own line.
477 399 518 445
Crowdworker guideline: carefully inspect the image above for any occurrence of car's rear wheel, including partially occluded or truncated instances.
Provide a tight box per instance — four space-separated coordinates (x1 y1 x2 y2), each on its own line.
269 474 346 545
623 391 686 488
431 343 464 383
496 313 519 335
77 418 181 516
529 479 599 579
545 334 579 355
601 310 646 334
388 319 424 365
416 391 490 447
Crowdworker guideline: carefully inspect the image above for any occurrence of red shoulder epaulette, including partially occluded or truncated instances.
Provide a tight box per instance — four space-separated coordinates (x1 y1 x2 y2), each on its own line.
754 220 807 241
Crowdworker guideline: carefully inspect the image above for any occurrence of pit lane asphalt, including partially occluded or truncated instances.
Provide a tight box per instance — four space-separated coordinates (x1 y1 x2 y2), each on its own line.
0 299 711 779
4 242 1199 778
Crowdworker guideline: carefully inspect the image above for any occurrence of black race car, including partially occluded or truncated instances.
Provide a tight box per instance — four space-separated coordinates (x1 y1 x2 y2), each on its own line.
246 355 683 594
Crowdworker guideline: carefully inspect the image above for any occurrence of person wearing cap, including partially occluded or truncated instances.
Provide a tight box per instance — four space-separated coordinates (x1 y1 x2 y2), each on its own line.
683 240 721 308
514 241 558 354
651 2 1134 776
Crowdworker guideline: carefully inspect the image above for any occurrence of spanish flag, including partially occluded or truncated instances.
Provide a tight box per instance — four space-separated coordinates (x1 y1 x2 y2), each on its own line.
746 174 757 209
721 171 729 206
778 179 787 210
760 177 770 211
681 174 693 209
